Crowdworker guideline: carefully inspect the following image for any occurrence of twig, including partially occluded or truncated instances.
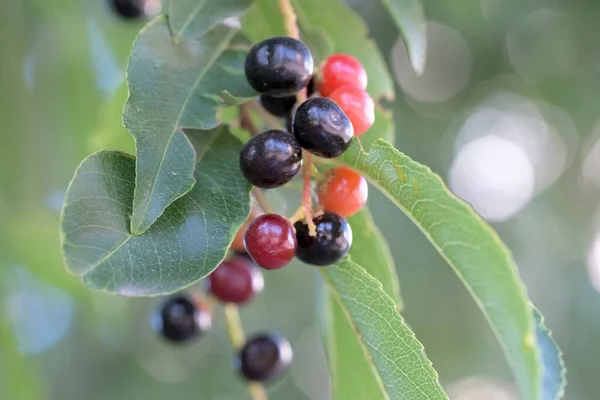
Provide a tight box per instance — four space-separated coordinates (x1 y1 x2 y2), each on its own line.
223 304 269 400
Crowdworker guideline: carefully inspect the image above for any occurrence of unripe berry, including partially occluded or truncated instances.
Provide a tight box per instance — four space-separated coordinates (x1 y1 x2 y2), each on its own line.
244 214 297 270
327 85 375 136
317 167 368 217
317 54 367 97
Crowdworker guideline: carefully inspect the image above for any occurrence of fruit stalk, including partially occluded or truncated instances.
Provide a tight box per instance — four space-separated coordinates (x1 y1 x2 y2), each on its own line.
223 304 269 400
278 0 316 235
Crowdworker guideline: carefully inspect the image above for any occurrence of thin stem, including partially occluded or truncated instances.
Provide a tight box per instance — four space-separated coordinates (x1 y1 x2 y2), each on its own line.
302 152 317 236
223 304 269 400
239 103 259 136
253 188 276 214
278 0 299 40
278 0 313 234
278 0 307 104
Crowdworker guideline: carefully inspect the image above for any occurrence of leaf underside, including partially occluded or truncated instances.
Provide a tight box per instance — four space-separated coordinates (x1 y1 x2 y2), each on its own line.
322 258 448 400
337 138 541 399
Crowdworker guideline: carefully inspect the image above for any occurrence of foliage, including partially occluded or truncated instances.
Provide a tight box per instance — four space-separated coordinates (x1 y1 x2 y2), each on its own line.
54 0 566 399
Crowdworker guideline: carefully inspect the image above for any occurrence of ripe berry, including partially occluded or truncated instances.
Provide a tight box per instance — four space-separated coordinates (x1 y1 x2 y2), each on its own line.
152 295 212 343
231 206 263 253
294 212 353 266
317 54 368 97
244 214 297 270
108 0 145 19
209 257 264 304
239 130 302 189
237 333 293 382
317 167 368 217
327 85 375 136
245 37 314 97
259 95 297 118
292 97 353 158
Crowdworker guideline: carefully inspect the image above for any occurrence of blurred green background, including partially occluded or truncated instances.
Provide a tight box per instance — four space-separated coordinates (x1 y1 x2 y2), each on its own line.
1 0 599 399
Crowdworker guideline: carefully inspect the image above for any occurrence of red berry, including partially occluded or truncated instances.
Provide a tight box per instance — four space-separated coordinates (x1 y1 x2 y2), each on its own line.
231 206 263 253
244 214 297 270
328 85 375 136
317 54 367 97
317 167 368 217
209 257 264 304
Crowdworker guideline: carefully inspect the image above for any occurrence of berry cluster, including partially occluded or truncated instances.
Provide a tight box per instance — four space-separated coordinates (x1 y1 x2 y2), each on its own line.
151 36 374 389
240 37 372 269
152 255 292 383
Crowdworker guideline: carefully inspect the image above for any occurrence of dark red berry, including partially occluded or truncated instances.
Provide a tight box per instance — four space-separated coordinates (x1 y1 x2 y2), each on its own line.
292 97 353 158
237 333 293 382
152 295 212 343
231 205 263 253
209 257 264 304
244 214 297 270
259 95 297 118
239 130 302 189
317 54 368 97
245 37 314 97
108 0 145 19
294 212 353 266
317 167 368 217
328 85 375 136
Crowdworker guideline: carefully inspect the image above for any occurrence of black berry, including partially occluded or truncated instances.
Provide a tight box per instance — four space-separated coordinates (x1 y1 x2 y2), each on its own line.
239 129 302 189
152 295 212 343
294 211 353 266
237 333 293 382
245 37 314 97
259 95 297 118
292 97 353 158
109 0 145 19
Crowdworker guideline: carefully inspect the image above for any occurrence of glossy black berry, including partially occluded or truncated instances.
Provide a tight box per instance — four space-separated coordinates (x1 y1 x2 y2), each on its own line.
109 0 145 19
237 333 293 382
152 295 212 343
245 37 314 97
294 211 353 266
259 95 297 118
239 129 302 189
292 97 353 158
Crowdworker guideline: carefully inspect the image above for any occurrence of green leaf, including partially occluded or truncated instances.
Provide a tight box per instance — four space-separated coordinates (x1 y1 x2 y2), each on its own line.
292 0 395 100
336 138 541 399
60 129 251 296
324 208 404 400
379 0 427 75
241 0 287 42
321 258 447 399
359 107 395 149
168 0 252 41
533 307 566 400
348 208 402 307
124 17 254 235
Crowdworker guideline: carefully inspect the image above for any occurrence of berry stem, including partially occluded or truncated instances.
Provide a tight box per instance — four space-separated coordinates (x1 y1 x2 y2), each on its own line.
278 0 299 41
252 188 276 214
223 304 269 400
302 152 317 236
278 0 314 234
239 103 259 136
